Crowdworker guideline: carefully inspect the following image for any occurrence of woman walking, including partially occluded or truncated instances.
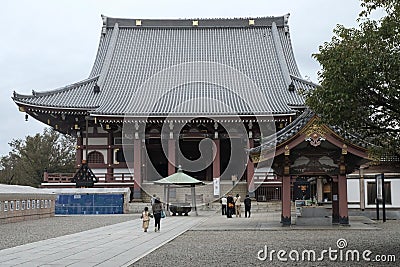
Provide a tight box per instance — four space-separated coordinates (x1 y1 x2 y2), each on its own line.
152 197 163 232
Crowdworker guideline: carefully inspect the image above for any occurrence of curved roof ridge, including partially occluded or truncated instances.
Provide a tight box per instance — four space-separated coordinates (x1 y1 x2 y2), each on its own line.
290 74 319 87
271 21 292 87
286 75 318 107
13 76 99 99
329 125 376 149
97 23 119 88
102 14 290 28
269 109 314 142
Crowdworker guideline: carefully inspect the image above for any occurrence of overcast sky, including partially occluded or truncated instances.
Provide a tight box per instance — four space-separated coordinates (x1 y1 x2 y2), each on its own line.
0 0 366 156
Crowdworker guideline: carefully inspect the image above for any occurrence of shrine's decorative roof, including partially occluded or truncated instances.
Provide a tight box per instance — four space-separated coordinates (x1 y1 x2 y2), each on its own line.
250 109 372 156
13 15 316 117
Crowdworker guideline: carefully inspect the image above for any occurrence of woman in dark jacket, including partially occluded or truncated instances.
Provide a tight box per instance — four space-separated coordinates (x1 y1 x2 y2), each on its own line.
244 194 251 218
226 194 234 218
152 197 163 232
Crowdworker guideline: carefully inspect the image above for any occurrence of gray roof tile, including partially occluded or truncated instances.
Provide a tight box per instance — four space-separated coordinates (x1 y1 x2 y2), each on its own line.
13 76 101 109
13 16 315 116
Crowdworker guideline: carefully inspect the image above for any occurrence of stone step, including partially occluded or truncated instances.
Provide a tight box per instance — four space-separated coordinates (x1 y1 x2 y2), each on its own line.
295 217 332 226
128 201 292 213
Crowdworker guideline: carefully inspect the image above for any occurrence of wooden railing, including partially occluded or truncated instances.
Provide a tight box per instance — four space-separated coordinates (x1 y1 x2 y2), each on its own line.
44 172 134 183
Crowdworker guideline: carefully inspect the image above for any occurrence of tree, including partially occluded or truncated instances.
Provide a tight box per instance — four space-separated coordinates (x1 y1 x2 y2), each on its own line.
306 0 400 155
0 128 76 187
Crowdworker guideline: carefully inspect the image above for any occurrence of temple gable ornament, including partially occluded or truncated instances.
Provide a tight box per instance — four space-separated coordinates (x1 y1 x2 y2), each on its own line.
304 124 326 147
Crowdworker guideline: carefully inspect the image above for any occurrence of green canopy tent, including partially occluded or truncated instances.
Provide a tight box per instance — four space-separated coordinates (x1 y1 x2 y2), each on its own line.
153 167 205 216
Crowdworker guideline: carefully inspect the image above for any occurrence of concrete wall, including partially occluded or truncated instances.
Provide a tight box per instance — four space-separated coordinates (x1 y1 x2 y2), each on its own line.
0 193 56 224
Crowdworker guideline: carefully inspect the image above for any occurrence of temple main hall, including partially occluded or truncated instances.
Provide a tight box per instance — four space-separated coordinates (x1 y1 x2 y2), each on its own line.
12 15 369 225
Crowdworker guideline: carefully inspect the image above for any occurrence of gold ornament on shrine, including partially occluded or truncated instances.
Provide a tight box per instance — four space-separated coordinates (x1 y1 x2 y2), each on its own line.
304 124 326 147
342 144 348 155
284 145 290 156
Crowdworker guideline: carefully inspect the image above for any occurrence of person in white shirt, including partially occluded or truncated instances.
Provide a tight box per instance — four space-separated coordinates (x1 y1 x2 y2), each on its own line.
220 195 227 215
150 194 157 206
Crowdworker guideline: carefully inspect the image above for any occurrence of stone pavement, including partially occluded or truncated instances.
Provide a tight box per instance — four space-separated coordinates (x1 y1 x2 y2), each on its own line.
0 212 212 267
194 210 379 231
0 210 380 266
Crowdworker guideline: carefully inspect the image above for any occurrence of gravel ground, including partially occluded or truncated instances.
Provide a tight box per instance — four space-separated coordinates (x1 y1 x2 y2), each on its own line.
0 214 137 250
134 221 400 267
1 213 399 266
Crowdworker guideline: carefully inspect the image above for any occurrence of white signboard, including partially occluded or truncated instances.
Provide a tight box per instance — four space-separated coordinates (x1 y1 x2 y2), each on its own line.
376 174 383 200
213 178 220 196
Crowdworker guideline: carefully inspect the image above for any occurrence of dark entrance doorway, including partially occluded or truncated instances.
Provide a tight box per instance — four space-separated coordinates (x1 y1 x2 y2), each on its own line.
178 139 211 180
145 139 168 181
293 178 311 201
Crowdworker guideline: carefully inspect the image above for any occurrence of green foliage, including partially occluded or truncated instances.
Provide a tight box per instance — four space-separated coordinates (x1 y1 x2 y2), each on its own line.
306 0 400 155
0 128 76 187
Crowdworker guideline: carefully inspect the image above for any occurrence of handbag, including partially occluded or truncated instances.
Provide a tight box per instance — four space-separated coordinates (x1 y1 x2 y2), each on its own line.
160 210 166 218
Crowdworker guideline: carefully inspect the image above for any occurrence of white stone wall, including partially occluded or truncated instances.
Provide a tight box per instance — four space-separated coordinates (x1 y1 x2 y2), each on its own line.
347 176 400 208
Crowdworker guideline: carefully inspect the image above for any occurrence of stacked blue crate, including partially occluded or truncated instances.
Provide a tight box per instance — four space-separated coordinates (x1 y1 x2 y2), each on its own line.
55 194 124 215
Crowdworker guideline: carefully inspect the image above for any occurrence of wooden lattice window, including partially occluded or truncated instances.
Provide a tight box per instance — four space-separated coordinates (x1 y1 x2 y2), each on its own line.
87 151 104 164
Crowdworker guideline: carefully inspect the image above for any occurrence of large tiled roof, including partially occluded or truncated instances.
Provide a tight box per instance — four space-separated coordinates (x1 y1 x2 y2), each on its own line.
13 15 316 117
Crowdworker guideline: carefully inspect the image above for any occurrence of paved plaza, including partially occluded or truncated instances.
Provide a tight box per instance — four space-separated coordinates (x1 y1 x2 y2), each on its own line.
0 210 398 266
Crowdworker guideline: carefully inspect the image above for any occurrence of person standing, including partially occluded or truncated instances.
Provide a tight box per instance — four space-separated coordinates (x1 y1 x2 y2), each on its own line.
234 193 242 217
244 194 251 218
226 194 234 218
152 197 163 232
221 195 227 216
140 207 152 232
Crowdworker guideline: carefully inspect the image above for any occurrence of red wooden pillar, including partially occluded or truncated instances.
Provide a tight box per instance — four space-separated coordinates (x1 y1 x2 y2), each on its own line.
338 151 349 225
281 146 291 226
247 139 255 195
106 131 114 180
168 138 176 175
338 173 349 224
43 169 49 182
133 138 142 199
76 136 83 168
213 139 220 179
281 175 291 226
331 178 340 224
